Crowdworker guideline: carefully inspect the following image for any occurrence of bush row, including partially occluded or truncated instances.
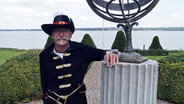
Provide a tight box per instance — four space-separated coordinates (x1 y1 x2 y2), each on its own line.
0 49 42 103
135 49 169 56
157 55 184 104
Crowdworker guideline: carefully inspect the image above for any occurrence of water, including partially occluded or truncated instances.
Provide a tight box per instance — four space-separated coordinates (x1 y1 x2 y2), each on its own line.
0 30 183 50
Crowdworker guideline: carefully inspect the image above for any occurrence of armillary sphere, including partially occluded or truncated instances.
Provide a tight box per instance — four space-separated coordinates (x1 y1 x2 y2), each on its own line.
86 0 159 63
86 0 159 23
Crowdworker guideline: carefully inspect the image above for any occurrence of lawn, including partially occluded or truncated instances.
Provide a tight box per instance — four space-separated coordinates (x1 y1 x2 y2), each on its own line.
145 56 166 61
0 48 26 64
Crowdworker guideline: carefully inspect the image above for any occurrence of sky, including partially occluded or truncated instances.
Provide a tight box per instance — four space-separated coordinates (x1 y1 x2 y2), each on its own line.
0 0 183 29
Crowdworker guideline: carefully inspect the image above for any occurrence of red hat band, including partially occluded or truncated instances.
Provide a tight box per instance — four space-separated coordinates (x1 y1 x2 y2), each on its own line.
54 21 69 25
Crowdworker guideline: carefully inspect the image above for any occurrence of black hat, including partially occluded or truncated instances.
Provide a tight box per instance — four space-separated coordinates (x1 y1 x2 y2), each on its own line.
41 15 75 35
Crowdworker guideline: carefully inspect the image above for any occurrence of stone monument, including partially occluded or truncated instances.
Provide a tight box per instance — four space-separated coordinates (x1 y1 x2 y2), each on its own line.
86 0 160 104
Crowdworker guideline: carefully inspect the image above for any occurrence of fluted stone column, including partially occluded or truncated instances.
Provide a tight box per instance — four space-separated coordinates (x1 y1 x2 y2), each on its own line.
101 60 159 104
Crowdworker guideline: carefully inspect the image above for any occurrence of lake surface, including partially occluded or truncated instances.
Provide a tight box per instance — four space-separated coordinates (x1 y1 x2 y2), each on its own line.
0 30 183 50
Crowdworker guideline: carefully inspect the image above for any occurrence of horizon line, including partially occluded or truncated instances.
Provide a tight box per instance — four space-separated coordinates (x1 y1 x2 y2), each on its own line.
0 27 184 31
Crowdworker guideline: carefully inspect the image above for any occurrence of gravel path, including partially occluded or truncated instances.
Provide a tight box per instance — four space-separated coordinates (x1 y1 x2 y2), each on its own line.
20 61 174 104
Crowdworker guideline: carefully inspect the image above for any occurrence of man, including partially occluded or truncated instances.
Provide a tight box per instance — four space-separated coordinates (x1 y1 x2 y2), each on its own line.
39 14 119 104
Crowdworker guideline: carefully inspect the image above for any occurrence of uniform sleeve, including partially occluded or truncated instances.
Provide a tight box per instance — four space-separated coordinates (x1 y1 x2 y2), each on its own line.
85 45 106 62
39 54 48 95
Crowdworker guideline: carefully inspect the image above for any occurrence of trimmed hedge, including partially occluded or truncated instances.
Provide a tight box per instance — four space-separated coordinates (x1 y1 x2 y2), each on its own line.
135 49 169 56
149 36 163 50
158 55 184 104
0 49 42 103
81 34 96 73
44 36 54 49
81 33 96 48
111 30 126 52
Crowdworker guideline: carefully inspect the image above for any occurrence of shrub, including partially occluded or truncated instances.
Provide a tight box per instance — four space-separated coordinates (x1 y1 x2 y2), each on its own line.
158 55 184 63
81 33 96 48
149 36 163 50
0 49 42 103
157 55 184 104
111 30 126 52
135 49 169 56
81 34 96 73
44 36 54 49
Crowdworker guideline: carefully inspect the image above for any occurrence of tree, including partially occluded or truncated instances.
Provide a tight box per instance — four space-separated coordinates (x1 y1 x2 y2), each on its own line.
111 30 126 52
81 33 96 48
149 36 163 50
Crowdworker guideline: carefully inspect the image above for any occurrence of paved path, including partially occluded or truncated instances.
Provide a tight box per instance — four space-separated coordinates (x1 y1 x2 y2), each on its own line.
20 62 174 104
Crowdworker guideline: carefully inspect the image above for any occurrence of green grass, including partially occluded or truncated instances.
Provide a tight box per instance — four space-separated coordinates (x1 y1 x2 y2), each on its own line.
0 48 26 64
145 56 166 60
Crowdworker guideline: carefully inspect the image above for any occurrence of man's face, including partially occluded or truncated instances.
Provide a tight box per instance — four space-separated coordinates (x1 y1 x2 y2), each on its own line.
51 28 72 46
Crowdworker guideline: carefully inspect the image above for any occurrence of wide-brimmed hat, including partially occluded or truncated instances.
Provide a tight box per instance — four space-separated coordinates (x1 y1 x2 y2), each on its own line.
41 15 75 35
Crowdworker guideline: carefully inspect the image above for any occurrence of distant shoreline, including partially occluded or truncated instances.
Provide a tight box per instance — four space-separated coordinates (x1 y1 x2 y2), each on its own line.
1 27 184 31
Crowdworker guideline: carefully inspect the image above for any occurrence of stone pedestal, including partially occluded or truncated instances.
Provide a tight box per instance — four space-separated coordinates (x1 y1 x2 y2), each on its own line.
101 60 159 104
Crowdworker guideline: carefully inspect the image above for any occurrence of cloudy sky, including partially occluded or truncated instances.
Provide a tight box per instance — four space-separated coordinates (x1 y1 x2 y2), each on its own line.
0 0 183 29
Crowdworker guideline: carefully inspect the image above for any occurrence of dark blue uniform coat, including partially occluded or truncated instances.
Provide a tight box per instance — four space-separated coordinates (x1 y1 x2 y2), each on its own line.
39 41 106 104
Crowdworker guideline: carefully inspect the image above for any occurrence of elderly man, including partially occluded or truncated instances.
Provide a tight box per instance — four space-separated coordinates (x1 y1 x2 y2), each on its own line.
39 14 119 104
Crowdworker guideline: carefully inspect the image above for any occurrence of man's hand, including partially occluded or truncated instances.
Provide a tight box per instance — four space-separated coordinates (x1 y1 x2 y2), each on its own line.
104 51 119 67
